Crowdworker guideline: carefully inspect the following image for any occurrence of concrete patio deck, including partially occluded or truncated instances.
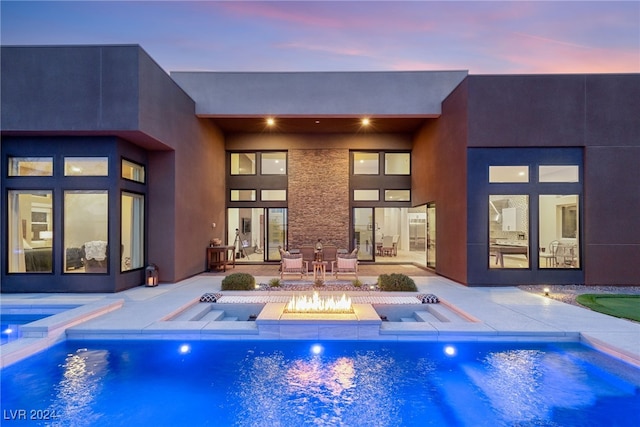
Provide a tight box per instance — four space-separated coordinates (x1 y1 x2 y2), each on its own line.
2 267 639 369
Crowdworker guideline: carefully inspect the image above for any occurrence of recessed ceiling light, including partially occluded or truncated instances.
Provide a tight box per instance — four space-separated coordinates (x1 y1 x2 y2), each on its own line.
315 120 320 124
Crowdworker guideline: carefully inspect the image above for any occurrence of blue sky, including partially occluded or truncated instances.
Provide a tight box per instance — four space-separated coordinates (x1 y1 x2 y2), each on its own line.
2 1 638 73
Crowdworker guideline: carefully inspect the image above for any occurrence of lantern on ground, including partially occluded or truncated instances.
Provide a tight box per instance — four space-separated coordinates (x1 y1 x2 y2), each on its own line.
145 264 159 287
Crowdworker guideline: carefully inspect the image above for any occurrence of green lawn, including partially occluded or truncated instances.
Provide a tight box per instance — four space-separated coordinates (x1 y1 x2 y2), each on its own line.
575 294 640 322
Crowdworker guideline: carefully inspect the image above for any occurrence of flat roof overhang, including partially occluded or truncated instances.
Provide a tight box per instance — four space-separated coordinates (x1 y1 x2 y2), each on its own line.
171 70 468 134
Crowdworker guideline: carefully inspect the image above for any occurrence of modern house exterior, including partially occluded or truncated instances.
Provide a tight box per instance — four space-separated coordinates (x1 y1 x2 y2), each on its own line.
2 45 639 293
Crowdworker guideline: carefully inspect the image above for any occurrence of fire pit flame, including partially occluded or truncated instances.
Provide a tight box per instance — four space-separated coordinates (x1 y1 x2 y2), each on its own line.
285 291 353 314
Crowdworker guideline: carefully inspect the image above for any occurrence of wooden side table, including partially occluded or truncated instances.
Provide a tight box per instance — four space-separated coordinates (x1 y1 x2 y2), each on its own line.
206 245 236 272
312 261 327 281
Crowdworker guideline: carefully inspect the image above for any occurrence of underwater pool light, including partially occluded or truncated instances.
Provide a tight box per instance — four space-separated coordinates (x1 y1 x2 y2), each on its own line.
444 345 456 357
3 328 13 334
311 344 323 355
179 344 191 355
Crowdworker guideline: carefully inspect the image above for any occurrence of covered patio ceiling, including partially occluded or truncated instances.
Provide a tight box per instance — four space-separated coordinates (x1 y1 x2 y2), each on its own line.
204 116 434 134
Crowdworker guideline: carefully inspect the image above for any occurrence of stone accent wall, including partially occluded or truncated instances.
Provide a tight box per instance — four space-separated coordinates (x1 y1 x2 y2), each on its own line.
288 148 350 249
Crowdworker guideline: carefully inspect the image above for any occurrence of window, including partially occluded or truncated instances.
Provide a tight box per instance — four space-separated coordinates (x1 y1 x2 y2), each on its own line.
489 166 529 183
261 189 286 201
539 165 579 183
8 157 53 176
384 190 410 201
122 192 144 272
7 191 53 272
353 189 379 201
261 152 287 175
64 157 108 176
64 191 108 273
353 152 379 175
231 153 256 175
539 195 580 268
122 159 145 183
231 190 256 201
489 195 529 269
384 153 410 175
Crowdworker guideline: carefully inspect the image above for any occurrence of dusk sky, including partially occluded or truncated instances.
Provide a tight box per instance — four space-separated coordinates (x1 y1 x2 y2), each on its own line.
2 1 639 74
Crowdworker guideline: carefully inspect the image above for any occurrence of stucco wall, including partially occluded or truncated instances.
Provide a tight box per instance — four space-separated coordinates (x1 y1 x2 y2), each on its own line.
466 74 640 285
413 79 469 284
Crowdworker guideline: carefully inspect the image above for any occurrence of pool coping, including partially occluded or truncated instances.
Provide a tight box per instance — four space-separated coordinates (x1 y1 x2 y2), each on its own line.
1 299 124 368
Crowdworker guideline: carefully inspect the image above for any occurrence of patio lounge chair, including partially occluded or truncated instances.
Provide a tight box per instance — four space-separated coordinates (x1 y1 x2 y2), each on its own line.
332 257 358 280
322 245 338 271
299 245 315 271
280 255 308 280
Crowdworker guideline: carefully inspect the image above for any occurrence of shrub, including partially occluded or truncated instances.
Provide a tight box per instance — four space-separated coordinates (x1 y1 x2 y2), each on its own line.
269 278 281 288
377 273 417 292
314 278 324 287
221 273 256 291
352 279 363 288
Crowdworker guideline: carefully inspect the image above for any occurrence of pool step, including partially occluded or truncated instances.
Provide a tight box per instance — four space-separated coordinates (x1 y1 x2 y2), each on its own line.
169 304 211 321
222 316 239 321
200 310 225 322
400 317 417 322
425 304 470 322
413 311 441 323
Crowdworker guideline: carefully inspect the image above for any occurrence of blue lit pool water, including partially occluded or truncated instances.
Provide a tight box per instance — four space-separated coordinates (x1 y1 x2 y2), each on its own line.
1 340 639 426
0 314 49 345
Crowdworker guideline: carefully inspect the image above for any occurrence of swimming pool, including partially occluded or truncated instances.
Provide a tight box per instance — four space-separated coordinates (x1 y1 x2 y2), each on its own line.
1 340 639 426
0 314 50 345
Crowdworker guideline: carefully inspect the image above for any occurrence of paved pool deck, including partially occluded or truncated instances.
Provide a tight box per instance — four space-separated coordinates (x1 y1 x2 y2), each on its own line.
2 274 639 368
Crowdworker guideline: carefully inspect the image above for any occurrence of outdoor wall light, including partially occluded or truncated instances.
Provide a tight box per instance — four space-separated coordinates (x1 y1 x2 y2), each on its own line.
361 117 370 126
543 287 550 296
266 117 275 126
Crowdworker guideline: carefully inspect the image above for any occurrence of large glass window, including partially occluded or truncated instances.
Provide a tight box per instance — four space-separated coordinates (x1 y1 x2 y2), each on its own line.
228 207 284 262
489 195 529 269
384 190 410 201
489 166 529 183
64 191 108 273
121 192 144 272
539 165 579 183
122 159 145 183
384 153 410 175
539 195 580 268
7 191 53 273
353 152 379 175
8 157 53 176
261 152 287 175
426 203 436 269
261 189 286 201
64 157 108 176
353 189 379 201
231 190 256 201
231 153 256 175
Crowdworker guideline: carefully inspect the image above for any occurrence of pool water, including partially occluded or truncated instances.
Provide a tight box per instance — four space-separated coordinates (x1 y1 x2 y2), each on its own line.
1 340 639 426
0 314 49 345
